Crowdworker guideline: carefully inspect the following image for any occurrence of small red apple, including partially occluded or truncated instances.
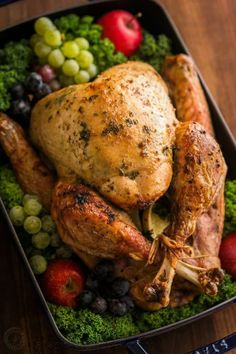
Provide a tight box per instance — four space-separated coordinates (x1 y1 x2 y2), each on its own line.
41 259 85 308
97 10 143 57
219 232 236 280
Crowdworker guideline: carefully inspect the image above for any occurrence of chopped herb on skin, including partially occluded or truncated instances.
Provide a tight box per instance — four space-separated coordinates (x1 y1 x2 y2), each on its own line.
55 94 67 105
79 122 91 144
162 146 169 156
118 162 128 176
78 106 84 114
118 163 139 180
128 170 140 180
125 118 138 127
88 95 98 102
106 210 116 224
76 192 90 205
101 122 122 136
142 125 152 134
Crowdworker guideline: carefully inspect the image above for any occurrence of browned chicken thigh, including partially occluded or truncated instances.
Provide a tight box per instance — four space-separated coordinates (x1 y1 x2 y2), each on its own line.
51 181 151 261
30 61 178 210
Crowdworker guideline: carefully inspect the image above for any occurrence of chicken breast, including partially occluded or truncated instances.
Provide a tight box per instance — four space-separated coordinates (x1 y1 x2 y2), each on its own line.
30 61 178 210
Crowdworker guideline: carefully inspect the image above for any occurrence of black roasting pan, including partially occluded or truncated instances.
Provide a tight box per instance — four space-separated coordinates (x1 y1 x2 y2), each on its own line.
0 0 236 353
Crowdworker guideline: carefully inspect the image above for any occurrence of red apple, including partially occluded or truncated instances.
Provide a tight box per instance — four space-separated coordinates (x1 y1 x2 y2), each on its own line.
41 259 85 308
97 10 143 56
219 232 236 280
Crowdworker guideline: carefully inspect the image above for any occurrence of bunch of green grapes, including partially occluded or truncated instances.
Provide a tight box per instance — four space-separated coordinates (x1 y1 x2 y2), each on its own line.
9 193 72 274
31 17 98 86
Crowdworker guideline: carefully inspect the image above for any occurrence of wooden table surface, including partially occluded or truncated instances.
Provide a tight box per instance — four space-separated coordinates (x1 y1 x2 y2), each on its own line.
0 0 236 353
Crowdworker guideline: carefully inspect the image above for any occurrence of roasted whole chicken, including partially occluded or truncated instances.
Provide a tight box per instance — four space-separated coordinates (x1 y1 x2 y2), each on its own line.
0 58 227 311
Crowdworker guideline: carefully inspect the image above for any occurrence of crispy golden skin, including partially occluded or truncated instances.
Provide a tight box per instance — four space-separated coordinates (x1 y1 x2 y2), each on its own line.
30 61 178 210
162 54 214 133
51 181 151 261
0 113 55 209
169 121 226 242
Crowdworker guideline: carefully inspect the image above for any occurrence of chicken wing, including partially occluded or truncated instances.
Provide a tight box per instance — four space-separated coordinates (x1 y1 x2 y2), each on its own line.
0 113 55 209
162 54 214 133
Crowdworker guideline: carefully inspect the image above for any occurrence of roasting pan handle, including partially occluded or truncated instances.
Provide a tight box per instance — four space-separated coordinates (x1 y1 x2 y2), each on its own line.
126 339 149 354
187 332 236 354
125 333 236 354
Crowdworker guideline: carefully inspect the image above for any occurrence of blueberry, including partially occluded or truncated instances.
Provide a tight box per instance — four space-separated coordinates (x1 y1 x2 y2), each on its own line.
25 72 43 93
10 99 31 118
120 296 135 311
94 259 114 280
109 299 127 316
90 296 107 314
11 83 25 99
78 290 95 308
34 83 52 100
85 274 99 291
111 278 130 297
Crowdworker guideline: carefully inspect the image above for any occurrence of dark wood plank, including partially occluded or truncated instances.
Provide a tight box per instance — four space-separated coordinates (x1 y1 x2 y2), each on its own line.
0 1 236 353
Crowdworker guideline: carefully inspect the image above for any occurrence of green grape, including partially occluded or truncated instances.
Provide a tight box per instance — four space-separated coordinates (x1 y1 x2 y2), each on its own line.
56 245 73 259
32 231 50 250
75 37 89 50
24 198 42 216
76 50 94 69
50 232 62 248
34 41 51 58
59 74 75 87
24 216 41 234
34 17 55 36
48 49 65 68
30 33 43 47
74 70 90 84
61 41 80 58
87 63 98 78
62 59 79 76
41 215 55 233
29 255 47 274
9 206 26 226
44 29 62 47
23 194 39 204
